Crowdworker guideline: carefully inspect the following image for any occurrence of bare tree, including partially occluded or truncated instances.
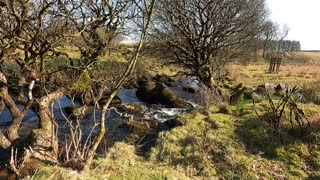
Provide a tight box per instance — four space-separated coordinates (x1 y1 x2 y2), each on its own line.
0 0 155 175
151 0 268 87
59 0 132 68
262 21 277 59
262 21 289 58
261 21 289 72
0 0 68 165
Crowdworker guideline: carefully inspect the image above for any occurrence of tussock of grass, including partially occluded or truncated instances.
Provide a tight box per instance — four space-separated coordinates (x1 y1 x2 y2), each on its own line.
300 81 320 105
216 103 230 114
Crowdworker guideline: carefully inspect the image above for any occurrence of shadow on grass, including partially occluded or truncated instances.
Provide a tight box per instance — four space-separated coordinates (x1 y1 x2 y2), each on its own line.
235 118 293 159
236 117 320 178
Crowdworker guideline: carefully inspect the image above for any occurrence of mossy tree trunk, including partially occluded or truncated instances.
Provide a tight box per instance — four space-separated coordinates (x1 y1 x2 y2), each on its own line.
0 72 27 148
197 64 215 88
0 70 64 175
22 91 64 172
0 71 36 146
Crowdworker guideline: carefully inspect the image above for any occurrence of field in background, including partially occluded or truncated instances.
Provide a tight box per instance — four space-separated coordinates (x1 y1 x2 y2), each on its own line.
226 51 320 87
301 51 320 60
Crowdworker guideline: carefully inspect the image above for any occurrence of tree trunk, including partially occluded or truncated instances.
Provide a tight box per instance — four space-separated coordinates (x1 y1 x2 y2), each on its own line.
0 72 26 142
17 77 27 103
21 91 64 175
0 131 11 149
7 115 24 141
198 65 215 88
1 83 28 142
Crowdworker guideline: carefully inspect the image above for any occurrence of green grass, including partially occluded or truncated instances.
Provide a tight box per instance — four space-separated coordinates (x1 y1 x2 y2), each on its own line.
32 142 188 180
33 99 319 179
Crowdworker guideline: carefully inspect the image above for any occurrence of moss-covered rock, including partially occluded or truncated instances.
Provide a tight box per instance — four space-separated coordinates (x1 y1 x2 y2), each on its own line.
173 98 194 109
243 87 255 99
229 83 246 105
255 84 266 94
64 105 91 118
136 81 193 108
119 103 144 114
122 121 153 135
152 74 175 86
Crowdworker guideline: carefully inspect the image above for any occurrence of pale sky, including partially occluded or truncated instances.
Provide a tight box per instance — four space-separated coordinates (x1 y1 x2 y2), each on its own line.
267 0 320 50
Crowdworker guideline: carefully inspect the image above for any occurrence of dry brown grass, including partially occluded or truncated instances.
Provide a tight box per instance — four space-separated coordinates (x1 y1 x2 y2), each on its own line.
280 64 320 78
300 80 320 105
300 51 320 59
226 57 320 87
285 51 320 65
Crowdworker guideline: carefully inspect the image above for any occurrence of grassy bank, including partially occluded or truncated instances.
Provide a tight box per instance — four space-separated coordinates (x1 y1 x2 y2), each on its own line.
32 98 320 179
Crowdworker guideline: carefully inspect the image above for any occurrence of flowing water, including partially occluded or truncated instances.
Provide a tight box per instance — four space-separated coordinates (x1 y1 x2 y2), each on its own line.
0 79 200 171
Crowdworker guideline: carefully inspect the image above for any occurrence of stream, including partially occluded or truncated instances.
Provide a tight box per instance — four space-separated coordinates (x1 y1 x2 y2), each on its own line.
0 79 201 172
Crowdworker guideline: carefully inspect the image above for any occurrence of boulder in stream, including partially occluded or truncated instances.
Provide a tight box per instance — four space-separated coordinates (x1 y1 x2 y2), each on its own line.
152 74 175 85
119 103 144 114
136 81 193 109
64 105 91 118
